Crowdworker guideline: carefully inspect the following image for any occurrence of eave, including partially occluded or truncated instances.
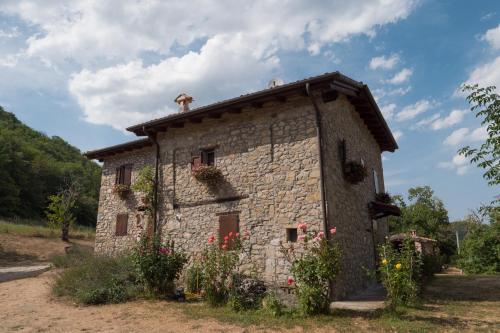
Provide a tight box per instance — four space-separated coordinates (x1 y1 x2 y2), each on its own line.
84 138 153 161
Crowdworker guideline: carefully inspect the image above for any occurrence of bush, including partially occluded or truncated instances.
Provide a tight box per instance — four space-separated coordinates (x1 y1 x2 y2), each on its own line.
201 232 244 306
422 254 444 277
228 276 266 311
53 255 140 305
186 262 204 294
51 244 93 268
281 224 342 315
262 292 285 317
133 235 188 296
378 238 422 309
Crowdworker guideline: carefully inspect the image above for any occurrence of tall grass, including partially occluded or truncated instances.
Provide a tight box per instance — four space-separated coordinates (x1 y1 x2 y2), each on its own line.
0 219 95 240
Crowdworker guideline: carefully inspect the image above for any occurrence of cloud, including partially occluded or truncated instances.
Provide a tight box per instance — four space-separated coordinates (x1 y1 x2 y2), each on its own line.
385 68 412 84
380 103 397 119
392 130 403 141
0 27 19 38
438 154 470 175
415 109 467 130
395 99 436 122
369 54 400 70
443 126 488 146
482 24 500 50
0 0 420 129
69 34 279 130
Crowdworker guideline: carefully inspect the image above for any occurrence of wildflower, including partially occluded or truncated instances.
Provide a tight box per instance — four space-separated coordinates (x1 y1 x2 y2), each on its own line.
330 227 337 234
317 231 325 239
235 232 240 238
287 277 295 286
298 235 306 241
224 236 229 241
382 259 387 265
208 235 215 244
222 244 228 250
159 247 170 254
229 232 233 237
297 223 307 232
395 263 402 270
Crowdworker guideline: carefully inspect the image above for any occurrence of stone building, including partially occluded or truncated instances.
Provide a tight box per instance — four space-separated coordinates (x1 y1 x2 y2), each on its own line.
85 71 401 299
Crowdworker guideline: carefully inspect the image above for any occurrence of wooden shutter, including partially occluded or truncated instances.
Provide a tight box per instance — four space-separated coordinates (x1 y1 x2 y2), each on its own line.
191 156 201 170
115 167 121 185
116 213 128 236
123 165 132 185
219 214 239 249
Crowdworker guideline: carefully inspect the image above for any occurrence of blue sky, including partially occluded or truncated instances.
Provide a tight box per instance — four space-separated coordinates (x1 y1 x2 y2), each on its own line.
0 0 498 220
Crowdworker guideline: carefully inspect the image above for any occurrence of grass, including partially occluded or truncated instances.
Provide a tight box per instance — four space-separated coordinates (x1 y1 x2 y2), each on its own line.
0 219 95 240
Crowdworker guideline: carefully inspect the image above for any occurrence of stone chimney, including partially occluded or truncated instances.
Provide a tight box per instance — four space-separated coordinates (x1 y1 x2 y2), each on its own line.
175 93 193 113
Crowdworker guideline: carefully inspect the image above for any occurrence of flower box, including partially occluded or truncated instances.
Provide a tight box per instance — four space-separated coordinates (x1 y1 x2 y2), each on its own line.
192 165 223 187
343 161 367 184
113 184 130 199
375 192 392 204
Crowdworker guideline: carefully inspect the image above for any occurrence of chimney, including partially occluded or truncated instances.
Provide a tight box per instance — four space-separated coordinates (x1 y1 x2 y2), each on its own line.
174 93 193 113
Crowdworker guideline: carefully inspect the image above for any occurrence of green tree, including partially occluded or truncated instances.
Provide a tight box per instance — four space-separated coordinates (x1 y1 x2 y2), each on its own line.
46 181 79 241
459 84 499 186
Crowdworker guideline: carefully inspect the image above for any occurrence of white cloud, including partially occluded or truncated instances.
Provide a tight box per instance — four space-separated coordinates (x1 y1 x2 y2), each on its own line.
393 130 403 140
369 54 400 70
0 27 19 38
443 126 488 146
482 24 500 50
427 109 467 130
385 68 412 84
0 0 420 129
415 113 440 127
438 154 470 175
380 103 397 119
465 56 500 89
395 99 436 122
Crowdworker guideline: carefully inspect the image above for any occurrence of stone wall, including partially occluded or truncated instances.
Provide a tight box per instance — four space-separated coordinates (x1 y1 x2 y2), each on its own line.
319 93 388 299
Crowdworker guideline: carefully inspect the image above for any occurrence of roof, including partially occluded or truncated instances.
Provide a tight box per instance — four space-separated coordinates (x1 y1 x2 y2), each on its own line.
84 138 153 161
85 71 399 160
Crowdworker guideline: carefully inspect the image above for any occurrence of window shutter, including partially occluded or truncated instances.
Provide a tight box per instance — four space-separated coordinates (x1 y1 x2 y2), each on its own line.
192 156 201 170
116 213 128 236
123 165 132 185
219 214 239 249
115 167 121 185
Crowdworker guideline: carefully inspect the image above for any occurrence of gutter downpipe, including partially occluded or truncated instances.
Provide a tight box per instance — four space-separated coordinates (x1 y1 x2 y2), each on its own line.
305 83 329 239
144 126 160 235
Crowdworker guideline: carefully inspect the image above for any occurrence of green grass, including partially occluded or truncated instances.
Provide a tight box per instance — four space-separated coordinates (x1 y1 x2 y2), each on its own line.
0 219 95 240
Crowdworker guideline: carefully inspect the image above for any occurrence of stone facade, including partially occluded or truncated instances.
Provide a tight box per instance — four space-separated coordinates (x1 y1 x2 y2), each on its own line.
94 92 389 300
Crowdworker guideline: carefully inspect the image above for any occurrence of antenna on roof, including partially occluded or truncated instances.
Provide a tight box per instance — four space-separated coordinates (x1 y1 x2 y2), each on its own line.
268 78 284 89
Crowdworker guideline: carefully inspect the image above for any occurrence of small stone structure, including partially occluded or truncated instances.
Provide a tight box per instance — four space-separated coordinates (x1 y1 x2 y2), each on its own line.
85 72 400 300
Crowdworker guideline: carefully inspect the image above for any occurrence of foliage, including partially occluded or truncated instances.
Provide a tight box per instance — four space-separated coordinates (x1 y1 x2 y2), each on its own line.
46 180 79 241
133 235 188 296
113 184 130 199
0 106 101 226
193 165 223 187
131 165 155 213
201 232 244 306
459 84 499 186
186 261 204 294
53 255 140 305
261 292 285 317
457 213 500 274
228 276 267 311
422 254 445 277
0 219 94 240
50 244 93 268
281 224 342 315
375 192 392 204
378 238 422 309
343 161 367 184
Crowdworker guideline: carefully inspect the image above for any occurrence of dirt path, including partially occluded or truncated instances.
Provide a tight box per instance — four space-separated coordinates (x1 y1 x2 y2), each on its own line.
0 271 301 333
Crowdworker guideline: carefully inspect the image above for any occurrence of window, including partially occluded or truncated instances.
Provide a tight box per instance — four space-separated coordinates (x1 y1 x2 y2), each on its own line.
201 149 215 166
286 228 298 242
373 169 380 194
116 213 128 236
218 213 239 249
115 164 133 185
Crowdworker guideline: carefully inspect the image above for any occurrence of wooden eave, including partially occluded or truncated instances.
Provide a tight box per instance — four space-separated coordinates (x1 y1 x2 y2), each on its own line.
83 138 153 161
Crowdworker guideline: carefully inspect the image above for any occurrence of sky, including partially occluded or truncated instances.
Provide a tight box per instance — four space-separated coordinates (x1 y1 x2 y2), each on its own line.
0 0 498 221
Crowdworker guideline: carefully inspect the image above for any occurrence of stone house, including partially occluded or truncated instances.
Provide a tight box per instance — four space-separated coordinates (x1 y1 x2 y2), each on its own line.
85 71 401 299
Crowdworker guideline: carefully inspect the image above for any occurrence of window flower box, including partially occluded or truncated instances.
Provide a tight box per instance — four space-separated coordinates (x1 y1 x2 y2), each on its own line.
192 165 223 187
375 192 392 204
343 161 367 184
113 184 130 199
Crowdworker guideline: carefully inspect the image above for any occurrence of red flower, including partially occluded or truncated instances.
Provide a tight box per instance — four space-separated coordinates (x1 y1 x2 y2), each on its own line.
222 244 228 250
235 232 240 238
159 247 170 254
229 232 233 237
287 277 295 286
224 236 229 241
330 227 337 235
297 223 307 232
208 235 215 244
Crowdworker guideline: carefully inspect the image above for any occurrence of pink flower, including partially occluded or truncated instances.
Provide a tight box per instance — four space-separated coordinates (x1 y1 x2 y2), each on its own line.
159 247 170 254
287 277 295 286
330 227 337 235
317 231 325 239
208 235 215 244
224 236 229 241
298 235 306 241
222 244 228 250
297 223 307 232
235 232 240 238
229 232 233 237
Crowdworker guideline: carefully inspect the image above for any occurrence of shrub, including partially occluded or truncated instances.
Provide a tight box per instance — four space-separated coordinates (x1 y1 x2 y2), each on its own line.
201 232 244 306
133 235 188 296
228 275 266 311
262 292 285 317
53 255 140 305
186 261 204 294
378 238 422 309
192 166 223 187
281 224 342 315
51 244 93 268
131 165 155 213
422 254 444 277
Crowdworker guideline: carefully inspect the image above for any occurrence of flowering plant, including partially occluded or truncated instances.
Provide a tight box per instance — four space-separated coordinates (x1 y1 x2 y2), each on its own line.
133 235 187 296
343 161 367 184
192 165 223 187
281 223 342 315
113 184 130 199
378 237 422 309
200 231 246 306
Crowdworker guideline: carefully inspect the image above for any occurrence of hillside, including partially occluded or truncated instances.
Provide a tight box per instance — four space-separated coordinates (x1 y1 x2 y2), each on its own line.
0 106 101 226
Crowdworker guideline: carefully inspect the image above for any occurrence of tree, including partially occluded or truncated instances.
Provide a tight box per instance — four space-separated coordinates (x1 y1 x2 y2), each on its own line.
459 84 500 186
46 180 79 241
